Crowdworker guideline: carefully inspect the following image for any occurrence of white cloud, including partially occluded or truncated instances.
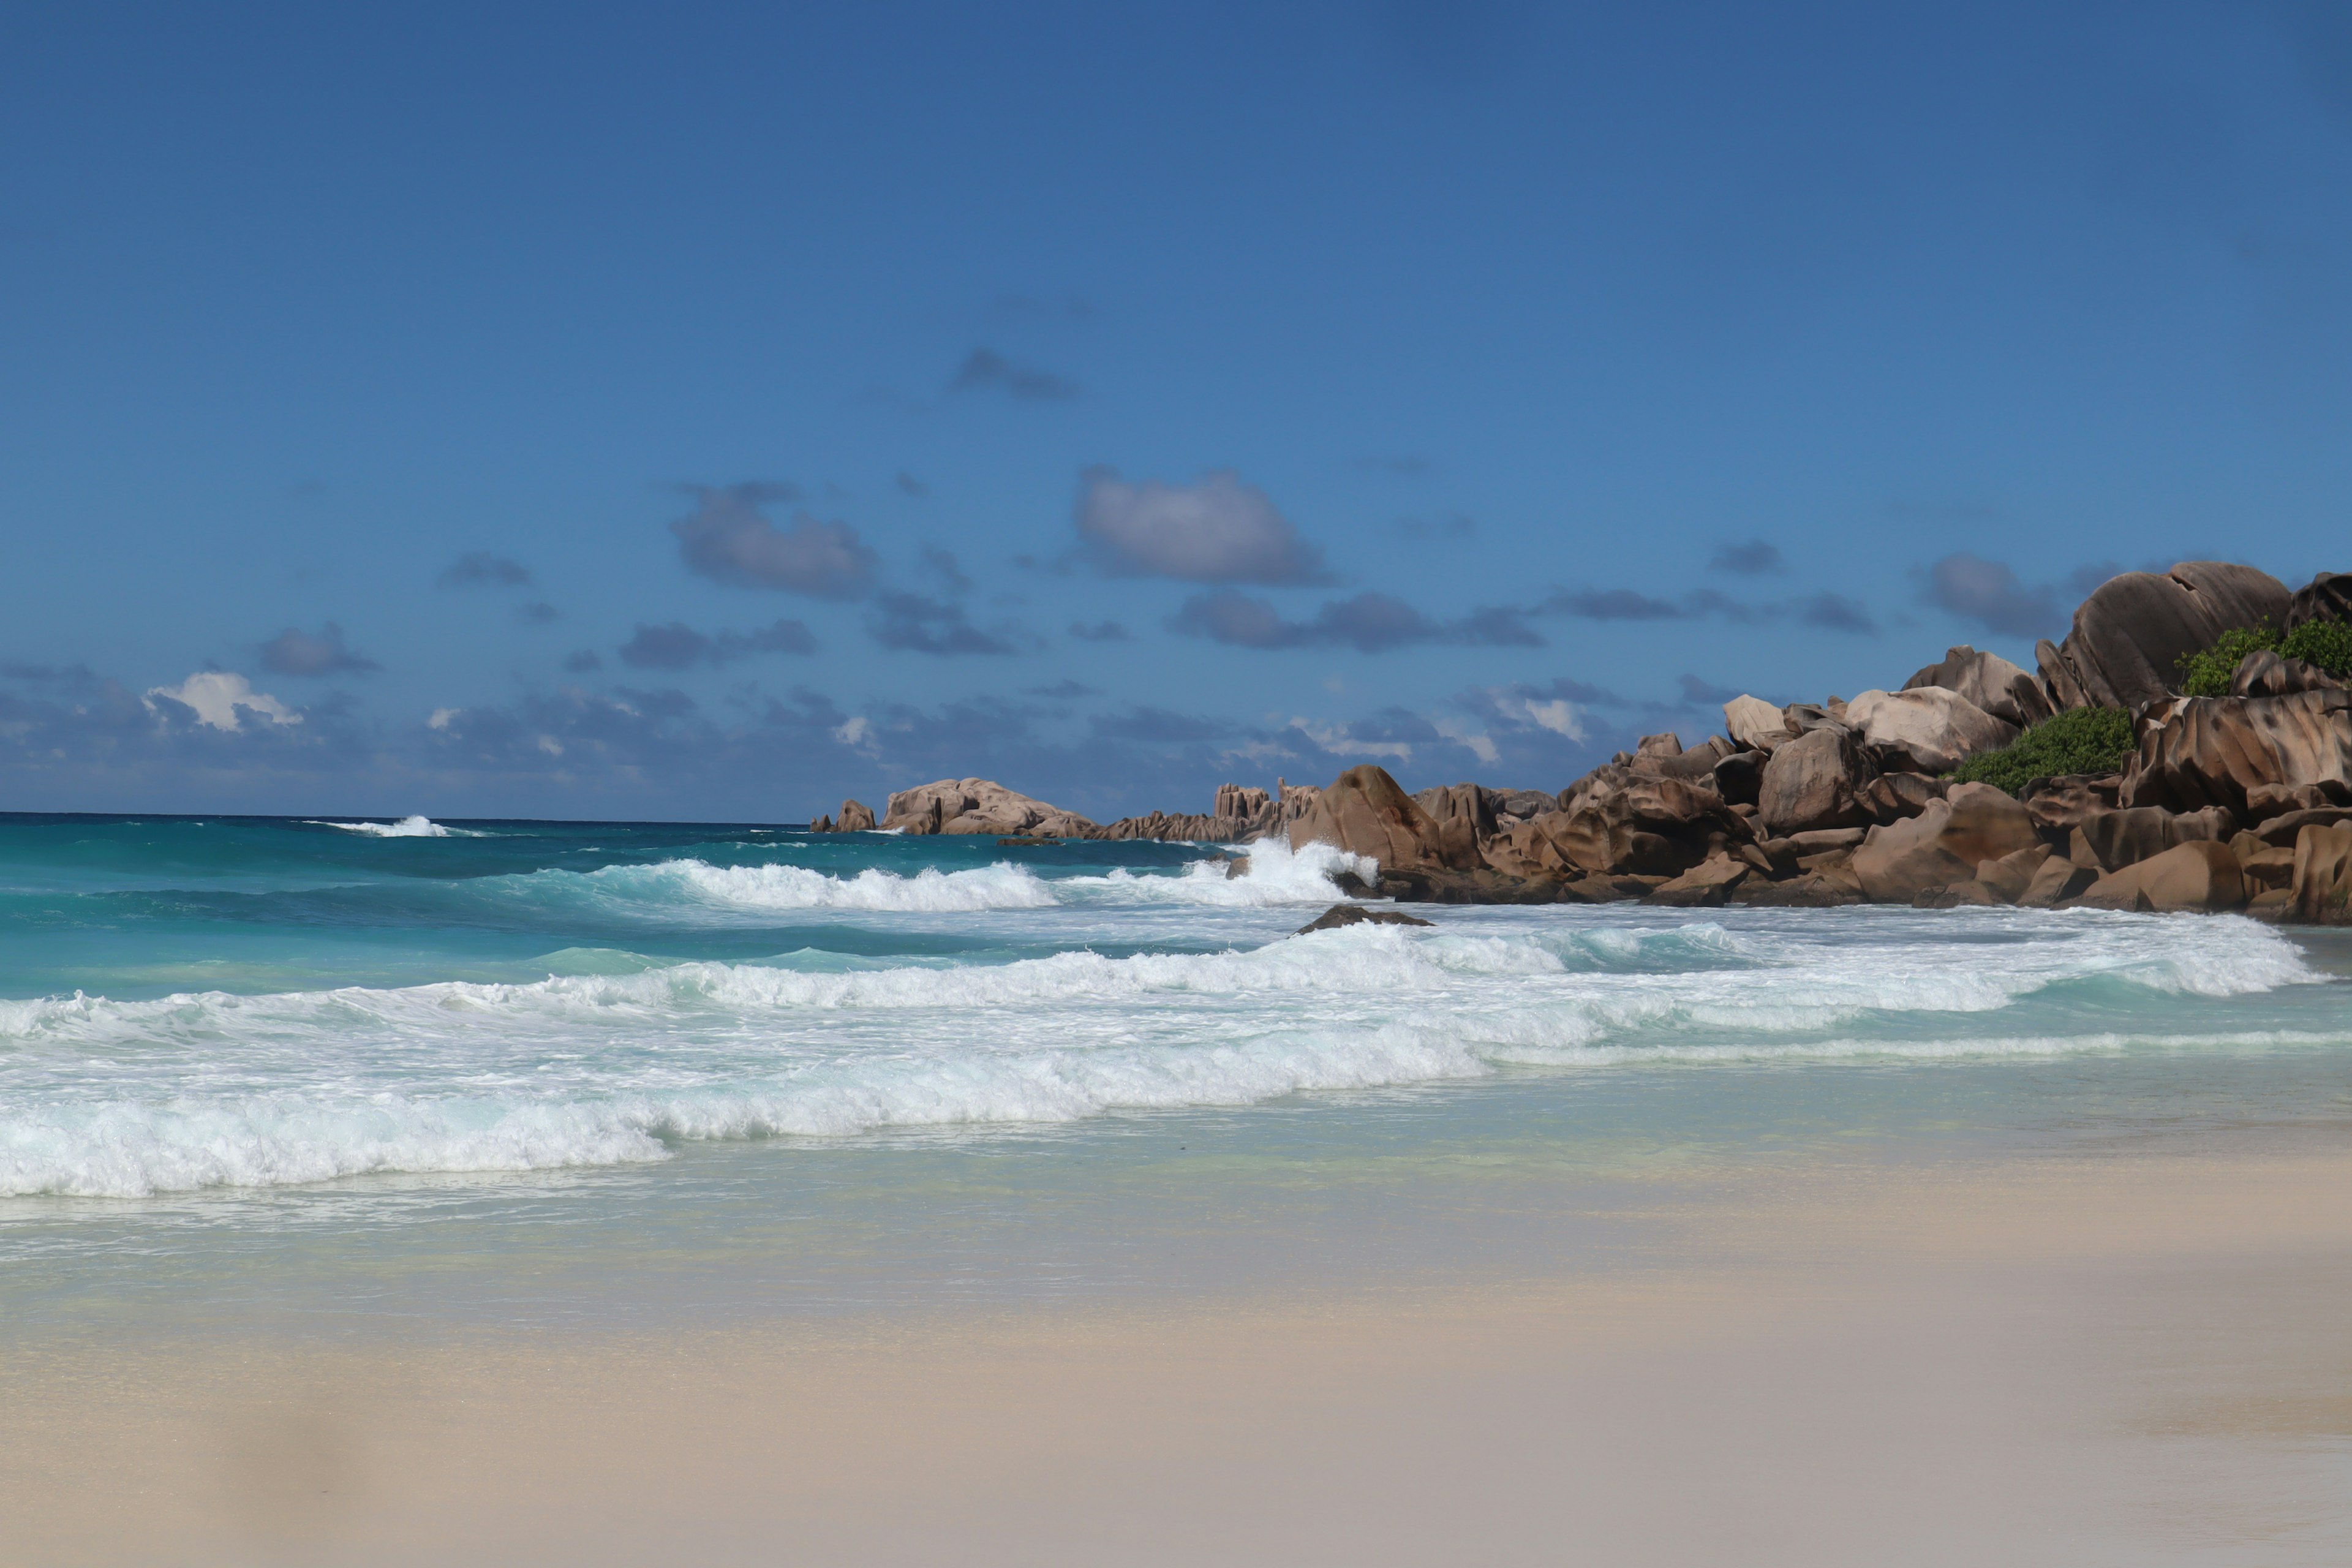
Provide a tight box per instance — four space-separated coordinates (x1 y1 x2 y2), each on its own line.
833 715 878 755
1518 697 1586 740
428 707 457 731
1434 720 1501 766
1287 717 1412 762
143 672 301 731
1076 468 1327 584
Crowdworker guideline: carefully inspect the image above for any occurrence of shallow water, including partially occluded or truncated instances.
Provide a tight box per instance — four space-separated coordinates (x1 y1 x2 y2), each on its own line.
3 812 2348 1339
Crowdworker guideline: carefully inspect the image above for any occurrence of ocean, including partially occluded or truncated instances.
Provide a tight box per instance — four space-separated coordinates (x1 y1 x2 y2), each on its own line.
4 811 2350 1340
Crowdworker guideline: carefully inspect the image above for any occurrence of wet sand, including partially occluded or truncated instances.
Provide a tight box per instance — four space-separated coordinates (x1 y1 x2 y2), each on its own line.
7 1136 2350 1566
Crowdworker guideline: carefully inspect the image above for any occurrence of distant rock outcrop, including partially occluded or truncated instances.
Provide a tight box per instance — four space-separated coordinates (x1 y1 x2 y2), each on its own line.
821 562 2352 920
2037 562 2290 712
837 799 876 832
882 779 1098 837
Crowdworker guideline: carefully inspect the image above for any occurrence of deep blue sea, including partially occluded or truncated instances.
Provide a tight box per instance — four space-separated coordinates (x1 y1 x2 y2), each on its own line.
4 811 2349 1336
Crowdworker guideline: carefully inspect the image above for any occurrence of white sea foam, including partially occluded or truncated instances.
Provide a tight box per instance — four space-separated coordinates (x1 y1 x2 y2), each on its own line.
0 909 2327 1199
566 835 1375 917
311 816 473 838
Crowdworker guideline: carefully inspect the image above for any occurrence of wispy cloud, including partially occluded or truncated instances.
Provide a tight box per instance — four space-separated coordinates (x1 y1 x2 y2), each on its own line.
260 624 379 676
616 619 820 669
1169 590 1542 652
948 347 1079 401
1076 468 1330 585
437 552 532 588
671 483 877 598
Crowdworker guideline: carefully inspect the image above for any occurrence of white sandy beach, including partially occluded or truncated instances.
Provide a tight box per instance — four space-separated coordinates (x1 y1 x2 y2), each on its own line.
9 1136 2348 1567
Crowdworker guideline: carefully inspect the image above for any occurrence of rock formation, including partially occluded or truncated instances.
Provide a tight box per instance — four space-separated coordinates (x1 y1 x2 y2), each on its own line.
837 799 876 832
1844 687 2018 774
1850 783 2040 904
2078 840 2246 913
1287 765 1476 871
882 779 1099 838
2286 572 2352 631
2036 562 2290 712
2119 688 2352 817
1755 726 1875 835
1902 644 2055 729
817 562 2352 919
2230 650 2341 699
2290 823 2352 923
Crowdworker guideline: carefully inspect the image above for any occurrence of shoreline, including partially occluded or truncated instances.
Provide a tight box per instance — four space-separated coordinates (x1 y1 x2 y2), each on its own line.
9 1128 2350 1565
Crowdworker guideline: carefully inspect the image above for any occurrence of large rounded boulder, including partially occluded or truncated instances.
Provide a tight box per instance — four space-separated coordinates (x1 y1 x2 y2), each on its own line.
1851 782 2040 903
2036 562 2290 712
1756 726 1875 835
1844 688 2018 774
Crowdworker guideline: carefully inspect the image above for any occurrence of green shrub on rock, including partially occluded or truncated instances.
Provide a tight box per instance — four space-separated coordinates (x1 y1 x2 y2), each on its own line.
2176 624 2283 697
2173 617 2352 696
2281 619 2352 680
1949 707 2135 796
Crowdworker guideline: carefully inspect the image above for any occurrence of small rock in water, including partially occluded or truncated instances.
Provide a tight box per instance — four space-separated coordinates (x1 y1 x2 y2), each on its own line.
1294 903 1435 935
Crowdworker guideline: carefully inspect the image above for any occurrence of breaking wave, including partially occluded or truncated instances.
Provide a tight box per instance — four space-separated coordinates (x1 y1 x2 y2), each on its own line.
0 910 2324 1199
309 816 480 838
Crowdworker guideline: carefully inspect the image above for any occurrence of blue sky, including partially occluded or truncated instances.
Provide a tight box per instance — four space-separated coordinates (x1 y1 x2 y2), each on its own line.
3 1 2349 820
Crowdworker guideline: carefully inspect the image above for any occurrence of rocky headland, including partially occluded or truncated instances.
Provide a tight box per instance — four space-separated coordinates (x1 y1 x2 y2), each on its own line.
812 562 2352 922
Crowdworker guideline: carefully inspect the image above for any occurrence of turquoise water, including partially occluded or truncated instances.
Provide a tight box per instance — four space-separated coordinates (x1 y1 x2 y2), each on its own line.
3 812 2349 1335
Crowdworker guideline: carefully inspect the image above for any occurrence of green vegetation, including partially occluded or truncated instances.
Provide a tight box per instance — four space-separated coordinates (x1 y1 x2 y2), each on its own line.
2174 619 2352 696
1950 706 2135 796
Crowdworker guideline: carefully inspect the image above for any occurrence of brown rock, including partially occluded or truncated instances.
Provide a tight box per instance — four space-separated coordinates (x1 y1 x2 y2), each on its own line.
2019 856 2097 907
2020 774 2121 833
2245 782 2340 822
1712 750 1764 807
1845 687 2019 774
1722 695 1789 751
1852 782 2040 903
1288 765 1477 872
2226 832 2296 891
2286 571 2352 632
1412 783 1498 867
1902 644 2055 728
2078 805 2232 872
1214 783 1273 820
809 813 834 834
1974 844 2052 903
1645 853 1751 907
881 780 1092 837
2230 650 2343 699
1635 732 1684 758
1859 772 1948 824
2077 840 2246 913
1490 789 1559 823
1757 726 1877 835
2035 561 2291 712
1915 881 2000 908
1736 874 1863 907
1295 903 1435 935
2120 688 2352 817
837 799 876 832
2254 806 2352 848
2289 823 2352 924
